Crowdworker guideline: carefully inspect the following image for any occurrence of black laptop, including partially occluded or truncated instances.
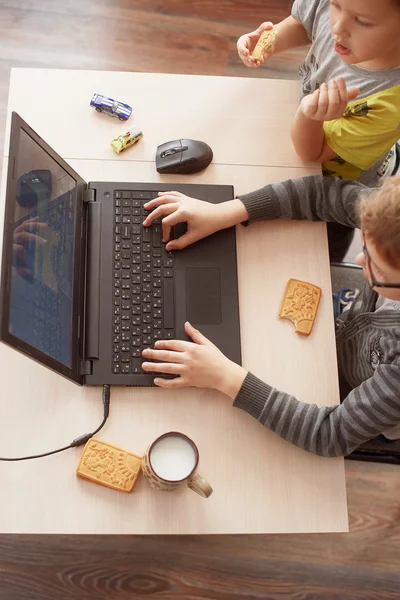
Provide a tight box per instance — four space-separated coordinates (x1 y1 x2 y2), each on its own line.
0 112 241 385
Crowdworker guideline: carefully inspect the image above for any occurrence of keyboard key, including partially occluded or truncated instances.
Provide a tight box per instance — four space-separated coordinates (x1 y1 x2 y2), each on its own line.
163 277 175 329
153 225 162 247
142 228 151 243
163 330 175 339
131 191 152 199
131 359 141 374
121 364 130 373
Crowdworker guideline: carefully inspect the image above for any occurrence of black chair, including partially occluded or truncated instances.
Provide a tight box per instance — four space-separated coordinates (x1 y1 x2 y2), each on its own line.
330 261 400 464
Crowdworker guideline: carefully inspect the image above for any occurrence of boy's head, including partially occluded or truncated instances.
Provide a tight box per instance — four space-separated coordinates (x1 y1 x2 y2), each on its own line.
357 177 400 301
329 0 400 69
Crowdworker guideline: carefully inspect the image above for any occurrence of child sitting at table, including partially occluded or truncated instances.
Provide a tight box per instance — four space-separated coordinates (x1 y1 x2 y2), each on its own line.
237 0 400 259
140 176 400 458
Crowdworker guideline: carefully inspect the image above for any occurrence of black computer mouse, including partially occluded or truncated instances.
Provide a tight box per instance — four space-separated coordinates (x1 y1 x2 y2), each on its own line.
155 139 213 175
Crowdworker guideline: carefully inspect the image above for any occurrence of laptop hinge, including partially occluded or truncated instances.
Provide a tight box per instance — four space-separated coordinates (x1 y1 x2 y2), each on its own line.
80 360 93 376
83 188 96 204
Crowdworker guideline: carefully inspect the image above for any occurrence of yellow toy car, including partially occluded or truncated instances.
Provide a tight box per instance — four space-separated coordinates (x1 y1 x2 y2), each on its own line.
110 126 143 153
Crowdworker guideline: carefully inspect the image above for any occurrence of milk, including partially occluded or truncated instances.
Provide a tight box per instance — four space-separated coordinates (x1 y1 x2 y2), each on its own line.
150 435 197 481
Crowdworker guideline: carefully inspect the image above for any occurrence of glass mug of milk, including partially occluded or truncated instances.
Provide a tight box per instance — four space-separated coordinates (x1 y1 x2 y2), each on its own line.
141 432 213 498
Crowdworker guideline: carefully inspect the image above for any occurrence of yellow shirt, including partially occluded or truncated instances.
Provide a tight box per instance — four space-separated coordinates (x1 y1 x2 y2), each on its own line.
323 86 400 183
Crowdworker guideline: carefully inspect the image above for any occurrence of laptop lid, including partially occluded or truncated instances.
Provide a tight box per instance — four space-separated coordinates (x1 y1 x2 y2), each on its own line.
0 112 87 384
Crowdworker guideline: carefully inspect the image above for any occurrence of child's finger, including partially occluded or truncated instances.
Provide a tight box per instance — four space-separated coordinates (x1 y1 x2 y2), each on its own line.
347 87 359 101
335 77 348 104
317 83 329 118
328 80 340 112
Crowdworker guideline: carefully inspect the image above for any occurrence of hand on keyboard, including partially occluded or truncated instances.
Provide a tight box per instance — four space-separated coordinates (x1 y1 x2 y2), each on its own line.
141 321 247 398
142 191 232 251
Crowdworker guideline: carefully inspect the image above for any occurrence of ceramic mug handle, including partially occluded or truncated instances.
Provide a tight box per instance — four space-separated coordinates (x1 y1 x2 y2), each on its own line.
187 472 213 498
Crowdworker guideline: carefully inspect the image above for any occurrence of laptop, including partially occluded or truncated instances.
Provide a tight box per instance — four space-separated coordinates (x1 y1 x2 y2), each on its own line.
0 112 241 386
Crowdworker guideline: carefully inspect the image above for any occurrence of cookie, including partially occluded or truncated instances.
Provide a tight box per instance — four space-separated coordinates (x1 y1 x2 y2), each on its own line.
76 439 141 492
252 28 277 60
279 278 321 336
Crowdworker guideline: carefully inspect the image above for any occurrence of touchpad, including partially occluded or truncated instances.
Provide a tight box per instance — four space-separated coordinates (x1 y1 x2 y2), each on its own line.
185 268 222 325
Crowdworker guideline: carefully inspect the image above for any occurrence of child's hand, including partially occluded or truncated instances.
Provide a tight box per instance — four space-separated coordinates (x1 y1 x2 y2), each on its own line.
143 192 245 250
142 322 247 397
300 78 359 122
237 22 276 68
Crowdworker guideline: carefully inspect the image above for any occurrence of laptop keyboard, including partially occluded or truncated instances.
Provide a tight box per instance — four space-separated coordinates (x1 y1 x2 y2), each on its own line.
112 191 175 375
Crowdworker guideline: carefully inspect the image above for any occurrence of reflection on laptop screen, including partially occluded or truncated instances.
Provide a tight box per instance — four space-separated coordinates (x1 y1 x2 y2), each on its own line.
9 129 77 368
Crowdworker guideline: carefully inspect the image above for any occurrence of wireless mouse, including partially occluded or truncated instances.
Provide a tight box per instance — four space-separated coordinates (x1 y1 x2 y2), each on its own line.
156 139 213 175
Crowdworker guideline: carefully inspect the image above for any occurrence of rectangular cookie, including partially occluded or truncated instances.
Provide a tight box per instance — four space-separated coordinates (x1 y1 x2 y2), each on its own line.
252 28 277 60
278 278 321 336
76 439 142 492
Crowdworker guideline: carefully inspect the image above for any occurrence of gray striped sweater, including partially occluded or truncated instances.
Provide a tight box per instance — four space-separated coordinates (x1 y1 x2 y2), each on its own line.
234 175 400 457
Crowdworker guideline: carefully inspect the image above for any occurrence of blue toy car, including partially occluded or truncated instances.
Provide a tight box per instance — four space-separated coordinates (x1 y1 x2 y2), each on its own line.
90 93 132 121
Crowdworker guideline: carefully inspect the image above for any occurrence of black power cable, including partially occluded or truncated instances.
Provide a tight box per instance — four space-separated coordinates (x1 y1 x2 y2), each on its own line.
0 384 111 462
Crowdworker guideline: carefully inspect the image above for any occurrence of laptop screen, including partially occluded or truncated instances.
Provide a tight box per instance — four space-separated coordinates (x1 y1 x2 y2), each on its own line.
1 113 86 383
9 129 77 367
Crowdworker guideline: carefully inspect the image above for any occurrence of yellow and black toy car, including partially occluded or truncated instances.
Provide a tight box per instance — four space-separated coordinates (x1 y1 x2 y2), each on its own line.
111 126 143 153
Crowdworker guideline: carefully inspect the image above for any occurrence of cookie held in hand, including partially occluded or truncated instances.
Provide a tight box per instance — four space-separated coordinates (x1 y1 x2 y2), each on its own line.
279 278 321 336
252 28 277 60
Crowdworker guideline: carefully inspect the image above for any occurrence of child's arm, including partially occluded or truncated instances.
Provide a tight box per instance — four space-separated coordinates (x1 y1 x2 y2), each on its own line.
291 78 359 163
237 16 310 68
143 325 400 458
142 175 366 250
232 367 400 457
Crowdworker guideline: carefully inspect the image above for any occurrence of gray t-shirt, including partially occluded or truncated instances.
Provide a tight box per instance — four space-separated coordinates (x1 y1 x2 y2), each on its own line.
292 0 400 186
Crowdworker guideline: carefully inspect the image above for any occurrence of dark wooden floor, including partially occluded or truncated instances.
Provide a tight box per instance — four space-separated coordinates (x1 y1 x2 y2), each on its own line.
0 2 399 599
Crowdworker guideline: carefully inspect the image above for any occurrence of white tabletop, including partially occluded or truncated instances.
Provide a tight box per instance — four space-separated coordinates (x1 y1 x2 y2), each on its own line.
0 69 348 534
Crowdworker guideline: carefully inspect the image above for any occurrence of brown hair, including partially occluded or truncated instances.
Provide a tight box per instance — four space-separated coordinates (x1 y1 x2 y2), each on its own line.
359 176 400 269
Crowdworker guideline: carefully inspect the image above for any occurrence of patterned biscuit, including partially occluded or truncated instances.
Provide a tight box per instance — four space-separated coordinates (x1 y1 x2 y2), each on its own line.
279 278 321 336
76 439 142 492
252 28 277 60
